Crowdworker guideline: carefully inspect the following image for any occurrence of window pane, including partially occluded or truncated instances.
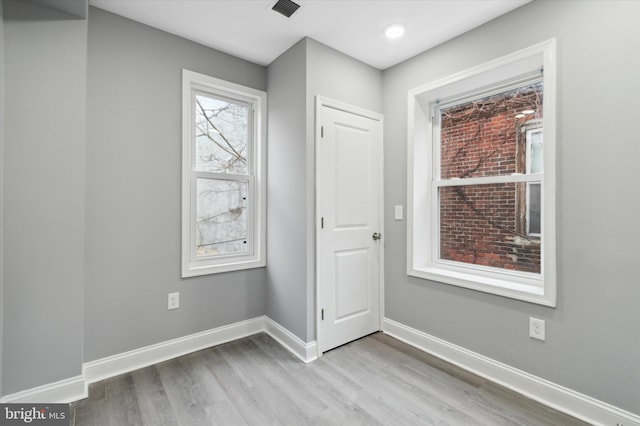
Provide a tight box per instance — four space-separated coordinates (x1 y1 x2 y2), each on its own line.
527 183 541 235
439 183 540 273
439 82 543 179
195 94 249 174
196 178 248 257
528 129 543 174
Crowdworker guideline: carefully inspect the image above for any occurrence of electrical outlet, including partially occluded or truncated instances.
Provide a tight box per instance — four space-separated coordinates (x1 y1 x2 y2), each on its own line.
529 317 545 341
168 292 179 310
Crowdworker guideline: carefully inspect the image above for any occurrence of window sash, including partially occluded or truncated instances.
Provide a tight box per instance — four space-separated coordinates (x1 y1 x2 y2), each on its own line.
190 89 255 263
192 90 253 175
430 77 544 277
433 75 543 182
182 69 266 277
191 175 255 263
429 182 545 281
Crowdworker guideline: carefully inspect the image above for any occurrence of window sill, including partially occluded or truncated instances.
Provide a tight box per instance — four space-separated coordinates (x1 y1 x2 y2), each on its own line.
182 258 266 278
408 264 555 307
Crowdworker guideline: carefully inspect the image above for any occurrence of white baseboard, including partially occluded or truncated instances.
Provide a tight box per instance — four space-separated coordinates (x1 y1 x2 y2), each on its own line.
264 317 318 363
383 317 640 426
0 375 86 404
84 316 265 384
0 316 317 404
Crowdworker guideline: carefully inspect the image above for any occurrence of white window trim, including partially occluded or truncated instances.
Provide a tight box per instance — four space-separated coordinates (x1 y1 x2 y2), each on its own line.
181 69 267 277
406 40 557 307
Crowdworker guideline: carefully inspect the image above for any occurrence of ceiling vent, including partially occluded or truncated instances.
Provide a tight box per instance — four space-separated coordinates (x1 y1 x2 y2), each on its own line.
272 0 301 18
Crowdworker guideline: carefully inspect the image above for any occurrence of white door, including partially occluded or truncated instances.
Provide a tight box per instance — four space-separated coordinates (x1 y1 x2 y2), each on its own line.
317 99 383 353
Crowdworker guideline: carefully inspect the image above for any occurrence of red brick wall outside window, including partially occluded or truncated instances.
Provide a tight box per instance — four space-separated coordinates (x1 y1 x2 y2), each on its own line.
438 82 543 273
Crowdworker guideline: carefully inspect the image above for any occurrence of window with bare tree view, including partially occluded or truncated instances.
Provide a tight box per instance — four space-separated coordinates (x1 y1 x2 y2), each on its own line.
182 70 266 277
195 93 250 257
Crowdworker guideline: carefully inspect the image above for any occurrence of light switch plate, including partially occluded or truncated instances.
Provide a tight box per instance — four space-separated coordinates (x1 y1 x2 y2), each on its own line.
394 205 403 220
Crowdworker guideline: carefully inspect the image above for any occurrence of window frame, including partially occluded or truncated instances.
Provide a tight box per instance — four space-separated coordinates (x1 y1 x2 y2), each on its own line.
182 69 267 277
406 40 557 306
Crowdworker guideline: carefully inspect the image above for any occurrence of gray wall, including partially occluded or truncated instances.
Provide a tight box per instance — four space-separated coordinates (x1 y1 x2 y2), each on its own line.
382 0 640 414
2 0 86 394
304 39 382 340
265 40 308 340
0 0 5 398
84 7 267 361
2 0 637 416
266 38 382 342
26 0 86 19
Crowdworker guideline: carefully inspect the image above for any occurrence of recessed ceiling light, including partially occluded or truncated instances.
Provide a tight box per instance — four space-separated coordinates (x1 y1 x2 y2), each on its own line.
385 25 405 39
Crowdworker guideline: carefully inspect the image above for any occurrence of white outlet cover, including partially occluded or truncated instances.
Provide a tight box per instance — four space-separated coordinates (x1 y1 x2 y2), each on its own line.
529 317 545 341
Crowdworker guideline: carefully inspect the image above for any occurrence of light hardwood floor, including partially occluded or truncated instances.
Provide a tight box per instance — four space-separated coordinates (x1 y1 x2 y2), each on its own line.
71 332 588 425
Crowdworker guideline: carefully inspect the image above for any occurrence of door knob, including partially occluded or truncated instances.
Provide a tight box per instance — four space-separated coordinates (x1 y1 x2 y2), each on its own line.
372 232 382 240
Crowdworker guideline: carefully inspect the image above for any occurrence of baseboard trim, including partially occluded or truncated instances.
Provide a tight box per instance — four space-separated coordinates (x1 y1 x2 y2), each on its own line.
0 316 317 404
264 317 318 363
84 316 265 384
383 317 640 426
0 375 86 404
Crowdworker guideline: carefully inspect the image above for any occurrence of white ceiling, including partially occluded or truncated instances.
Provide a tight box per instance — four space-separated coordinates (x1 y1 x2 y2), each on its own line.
89 0 530 70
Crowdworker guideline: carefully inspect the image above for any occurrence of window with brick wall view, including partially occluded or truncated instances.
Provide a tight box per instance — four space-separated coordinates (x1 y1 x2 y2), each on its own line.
408 41 556 305
437 80 543 274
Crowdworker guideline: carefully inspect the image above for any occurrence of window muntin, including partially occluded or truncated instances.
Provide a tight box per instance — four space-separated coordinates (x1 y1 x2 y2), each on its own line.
182 70 266 277
407 40 556 306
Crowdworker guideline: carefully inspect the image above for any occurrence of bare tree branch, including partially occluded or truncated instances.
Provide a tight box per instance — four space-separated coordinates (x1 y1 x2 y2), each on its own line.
196 99 246 164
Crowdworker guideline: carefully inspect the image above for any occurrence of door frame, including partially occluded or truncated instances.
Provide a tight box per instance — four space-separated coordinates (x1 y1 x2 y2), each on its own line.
315 96 385 358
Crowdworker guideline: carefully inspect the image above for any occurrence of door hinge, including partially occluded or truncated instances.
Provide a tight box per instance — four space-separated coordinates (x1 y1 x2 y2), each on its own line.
321 309 324 321
321 126 324 138
321 217 324 229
